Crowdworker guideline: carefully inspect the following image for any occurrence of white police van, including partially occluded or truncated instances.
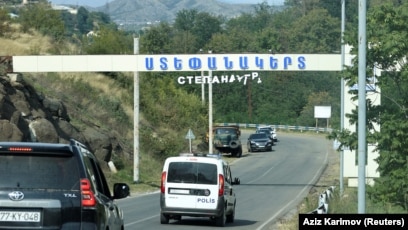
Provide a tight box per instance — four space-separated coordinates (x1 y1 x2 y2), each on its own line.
160 153 240 227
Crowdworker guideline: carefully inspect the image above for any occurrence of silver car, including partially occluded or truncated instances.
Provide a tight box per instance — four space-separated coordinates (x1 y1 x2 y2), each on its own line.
257 126 278 143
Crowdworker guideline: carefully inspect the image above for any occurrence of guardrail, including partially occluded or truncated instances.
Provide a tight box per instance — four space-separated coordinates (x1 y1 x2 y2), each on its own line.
308 186 336 214
216 123 333 133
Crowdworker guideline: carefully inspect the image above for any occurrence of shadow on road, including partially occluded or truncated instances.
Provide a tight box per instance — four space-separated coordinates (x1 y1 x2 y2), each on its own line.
166 217 257 228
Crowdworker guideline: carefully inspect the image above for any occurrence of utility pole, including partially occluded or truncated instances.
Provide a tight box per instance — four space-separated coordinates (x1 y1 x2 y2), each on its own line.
208 70 213 153
199 49 205 105
133 38 140 183
357 0 367 213
247 77 252 121
340 0 346 196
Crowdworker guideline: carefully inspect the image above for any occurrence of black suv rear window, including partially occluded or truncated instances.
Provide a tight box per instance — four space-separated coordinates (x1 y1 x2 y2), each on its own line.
167 162 217 185
0 154 80 190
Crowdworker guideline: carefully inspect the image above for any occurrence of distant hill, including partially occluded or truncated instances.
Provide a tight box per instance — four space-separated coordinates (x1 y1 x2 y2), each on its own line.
94 0 271 30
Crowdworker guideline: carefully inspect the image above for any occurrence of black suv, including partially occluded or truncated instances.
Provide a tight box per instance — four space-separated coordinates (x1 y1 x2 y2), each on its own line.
0 139 130 229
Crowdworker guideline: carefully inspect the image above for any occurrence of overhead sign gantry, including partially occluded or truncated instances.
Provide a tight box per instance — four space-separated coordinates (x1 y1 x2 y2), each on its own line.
8 51 346 185
11 54 342 72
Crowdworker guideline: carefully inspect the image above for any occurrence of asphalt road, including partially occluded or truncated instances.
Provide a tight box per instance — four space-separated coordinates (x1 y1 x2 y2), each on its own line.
117 132 330 230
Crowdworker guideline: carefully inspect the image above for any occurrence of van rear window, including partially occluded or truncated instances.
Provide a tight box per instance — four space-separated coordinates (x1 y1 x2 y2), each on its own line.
167 162 217 185
0 154 80 190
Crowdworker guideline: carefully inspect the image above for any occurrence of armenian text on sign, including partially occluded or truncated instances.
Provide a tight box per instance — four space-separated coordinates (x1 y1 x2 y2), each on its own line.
145 55 306 71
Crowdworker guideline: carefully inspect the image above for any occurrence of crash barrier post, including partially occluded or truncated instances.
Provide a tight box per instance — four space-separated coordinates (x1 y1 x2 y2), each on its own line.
308 186 336 214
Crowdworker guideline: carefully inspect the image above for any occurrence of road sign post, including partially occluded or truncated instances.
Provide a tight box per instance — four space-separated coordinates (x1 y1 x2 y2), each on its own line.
185 129 196 153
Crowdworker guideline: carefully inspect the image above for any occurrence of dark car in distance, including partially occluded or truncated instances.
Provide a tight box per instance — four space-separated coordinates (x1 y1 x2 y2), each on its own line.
0 139 130 230
255 129 275 145
256 126 278 143
247 133 273 152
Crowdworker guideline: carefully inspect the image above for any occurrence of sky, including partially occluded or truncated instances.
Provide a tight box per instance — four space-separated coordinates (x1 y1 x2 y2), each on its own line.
50 0 284 8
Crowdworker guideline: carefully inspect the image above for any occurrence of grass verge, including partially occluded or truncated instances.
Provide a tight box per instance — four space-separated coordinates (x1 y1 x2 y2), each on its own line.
275 135 407 230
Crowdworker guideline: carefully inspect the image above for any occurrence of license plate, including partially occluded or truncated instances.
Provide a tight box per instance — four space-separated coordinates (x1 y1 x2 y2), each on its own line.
0 211 41 222
170 189 190 194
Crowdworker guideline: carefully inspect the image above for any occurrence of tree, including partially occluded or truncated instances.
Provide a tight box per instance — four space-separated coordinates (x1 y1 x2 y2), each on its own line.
284 0 321 16
83 26 132 54
191 12 222 50
225 3 276 34
287 8 340 53
207 27 255 53
297 91 334 127
174 9 222 51
0 8 11 37
18 3 65 42
170 30 197 54
330 1 408 209
254 27 283 53
140 22 173 54
2 0 22 4
205 33 235 53
366 2 408 210
174 9 197 31
76 7 93 35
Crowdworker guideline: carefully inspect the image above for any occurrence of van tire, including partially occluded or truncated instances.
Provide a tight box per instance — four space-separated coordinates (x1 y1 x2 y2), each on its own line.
215 208 226 227
226 203 235 223
160 213 169 224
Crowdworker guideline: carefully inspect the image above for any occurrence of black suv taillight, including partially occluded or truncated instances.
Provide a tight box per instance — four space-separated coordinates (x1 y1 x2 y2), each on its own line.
81 178 96 207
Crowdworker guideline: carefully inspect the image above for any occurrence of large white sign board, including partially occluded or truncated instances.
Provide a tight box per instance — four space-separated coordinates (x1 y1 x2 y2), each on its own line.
314 106 332 118
12 54 342 72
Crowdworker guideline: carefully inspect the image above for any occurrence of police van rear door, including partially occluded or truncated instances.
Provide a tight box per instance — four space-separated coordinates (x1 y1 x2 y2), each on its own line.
165 158 219 210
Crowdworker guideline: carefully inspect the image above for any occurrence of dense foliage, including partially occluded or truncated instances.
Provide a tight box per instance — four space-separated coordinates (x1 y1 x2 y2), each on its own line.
328 0 408 210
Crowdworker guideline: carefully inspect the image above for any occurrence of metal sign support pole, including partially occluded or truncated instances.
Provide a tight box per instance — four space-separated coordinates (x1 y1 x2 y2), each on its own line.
340 0 346 196
133 38 140 183
208 71 213 153
357 0 367 213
